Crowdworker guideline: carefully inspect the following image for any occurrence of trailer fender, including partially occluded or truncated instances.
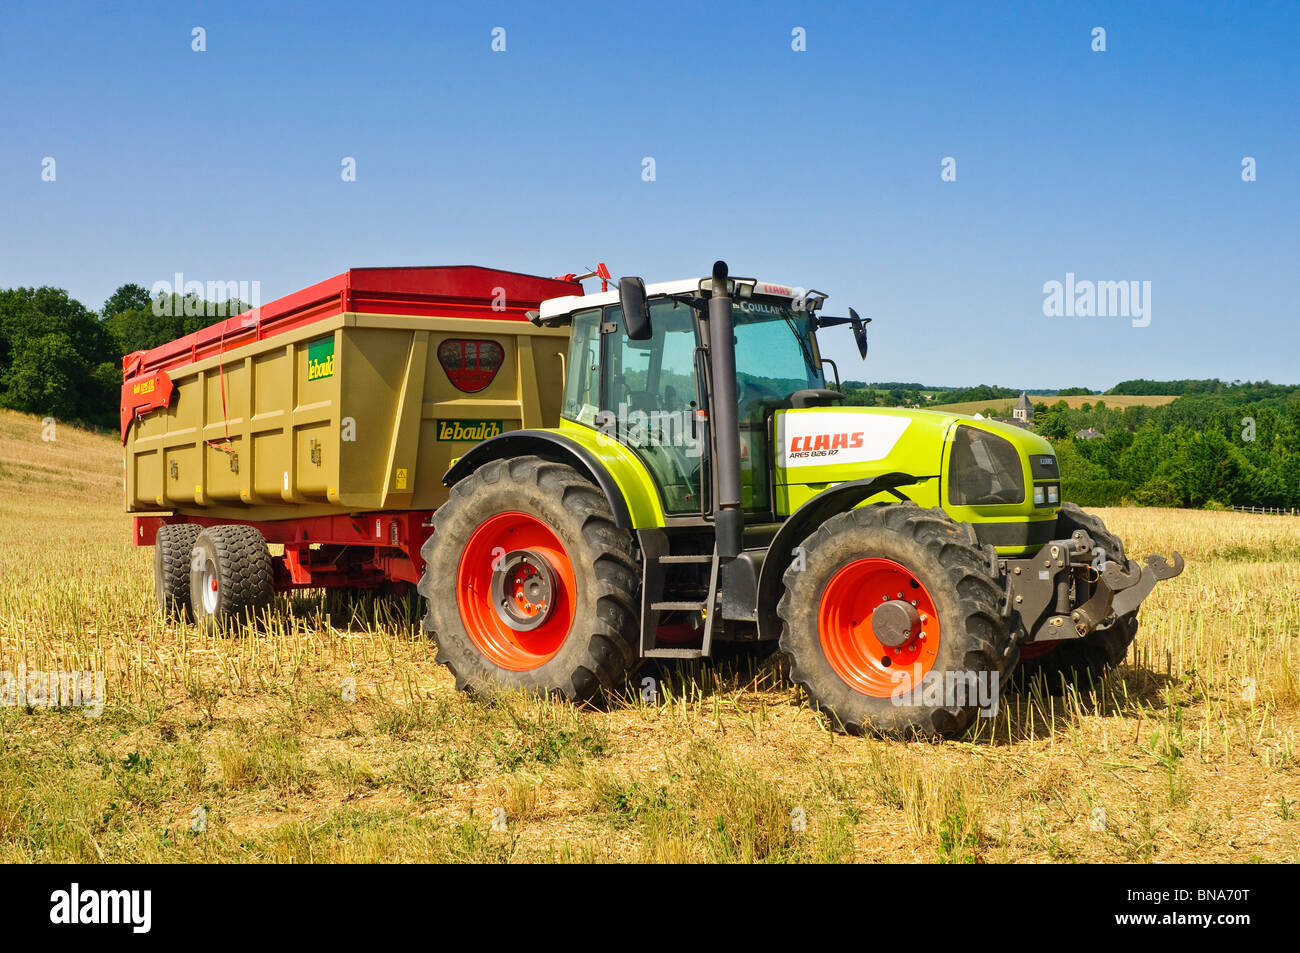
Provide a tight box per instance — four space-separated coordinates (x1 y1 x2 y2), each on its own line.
442 430 635 529
754 472 924 641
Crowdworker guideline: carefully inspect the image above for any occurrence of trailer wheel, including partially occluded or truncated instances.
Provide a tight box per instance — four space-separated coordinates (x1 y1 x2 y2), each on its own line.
777 503 1012 737
155 523 201 620
1011 502 1139 692
189 525 274 626
420 455 639 702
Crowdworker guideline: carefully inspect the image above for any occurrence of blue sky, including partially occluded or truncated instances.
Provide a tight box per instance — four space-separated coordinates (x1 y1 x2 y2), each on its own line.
2 0 1296 388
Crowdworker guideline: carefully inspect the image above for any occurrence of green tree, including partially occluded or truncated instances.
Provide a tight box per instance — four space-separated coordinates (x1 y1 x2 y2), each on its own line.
0 286 111 368
1116 421 1166 488
1165 430 1244 507
1035 410 1070 440
101 283 153 318
0 332 88 420
0 286 120 427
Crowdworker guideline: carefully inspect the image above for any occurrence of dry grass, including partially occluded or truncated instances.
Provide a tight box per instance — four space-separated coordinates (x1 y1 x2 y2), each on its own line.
0 408 1296 863
928 393 1178 416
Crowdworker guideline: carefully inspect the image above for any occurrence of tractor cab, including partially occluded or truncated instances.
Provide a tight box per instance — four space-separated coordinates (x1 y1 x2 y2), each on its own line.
536 274 861 525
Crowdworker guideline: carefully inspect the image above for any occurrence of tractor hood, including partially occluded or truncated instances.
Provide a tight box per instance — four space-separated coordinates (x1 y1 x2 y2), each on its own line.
774 406 1054 482
772 407 1058 549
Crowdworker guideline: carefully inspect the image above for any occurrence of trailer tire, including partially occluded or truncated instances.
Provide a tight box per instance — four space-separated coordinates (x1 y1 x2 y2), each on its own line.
189 525 274 626
419 455 640 703
778 503 1013 738
1011 502 1139 692
155 523 201 620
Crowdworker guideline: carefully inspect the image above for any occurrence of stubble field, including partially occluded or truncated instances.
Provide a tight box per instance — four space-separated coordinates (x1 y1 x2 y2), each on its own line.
0 408 1296 863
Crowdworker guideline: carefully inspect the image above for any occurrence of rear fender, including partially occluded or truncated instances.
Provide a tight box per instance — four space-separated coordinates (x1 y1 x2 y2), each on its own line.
442 429 659 529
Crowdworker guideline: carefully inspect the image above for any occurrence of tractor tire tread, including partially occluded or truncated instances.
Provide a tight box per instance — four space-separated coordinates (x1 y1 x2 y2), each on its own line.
419 455 640 702
777 503 1013 738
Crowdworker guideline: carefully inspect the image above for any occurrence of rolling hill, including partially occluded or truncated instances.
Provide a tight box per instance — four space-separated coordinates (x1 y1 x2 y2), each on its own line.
926 393 1178 417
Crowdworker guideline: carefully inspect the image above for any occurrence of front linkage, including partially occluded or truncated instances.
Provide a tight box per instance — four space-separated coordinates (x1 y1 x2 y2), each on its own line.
997 530 1184 647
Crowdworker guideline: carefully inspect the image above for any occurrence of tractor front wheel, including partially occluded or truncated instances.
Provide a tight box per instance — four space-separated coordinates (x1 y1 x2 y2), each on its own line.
778 503 1012 737
419 456 640 702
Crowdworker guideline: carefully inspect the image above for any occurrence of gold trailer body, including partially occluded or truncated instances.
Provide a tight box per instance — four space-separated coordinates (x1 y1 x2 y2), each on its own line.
122 267 578 522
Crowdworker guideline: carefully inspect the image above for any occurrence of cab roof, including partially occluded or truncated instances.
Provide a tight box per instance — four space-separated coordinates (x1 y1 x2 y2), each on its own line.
537 278 804 321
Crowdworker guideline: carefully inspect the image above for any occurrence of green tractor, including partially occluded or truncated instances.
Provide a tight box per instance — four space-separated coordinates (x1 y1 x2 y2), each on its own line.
419 262 1182 736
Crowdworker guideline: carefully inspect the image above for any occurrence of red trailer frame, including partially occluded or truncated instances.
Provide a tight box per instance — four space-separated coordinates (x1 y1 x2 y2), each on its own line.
134 511 433 590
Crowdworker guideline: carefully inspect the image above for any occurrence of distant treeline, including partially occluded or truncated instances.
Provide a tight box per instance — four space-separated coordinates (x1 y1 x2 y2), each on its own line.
1105 378 1276 396
1036 386 1300 508
0 283 245 430
840 382 1100 407
840 383 1026 407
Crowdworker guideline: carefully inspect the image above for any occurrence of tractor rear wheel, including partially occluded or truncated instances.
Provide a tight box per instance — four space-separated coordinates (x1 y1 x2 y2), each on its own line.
189 525 274 626
155 523 201 620
419 456 640 702
1011 502 1139 692
778 503 1013 737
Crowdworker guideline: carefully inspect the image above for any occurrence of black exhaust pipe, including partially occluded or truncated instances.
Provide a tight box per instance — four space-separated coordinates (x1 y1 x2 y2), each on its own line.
708 260 742 561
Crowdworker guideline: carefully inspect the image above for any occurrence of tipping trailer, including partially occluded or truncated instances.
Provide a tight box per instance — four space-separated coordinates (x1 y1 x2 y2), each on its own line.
123 266 579 614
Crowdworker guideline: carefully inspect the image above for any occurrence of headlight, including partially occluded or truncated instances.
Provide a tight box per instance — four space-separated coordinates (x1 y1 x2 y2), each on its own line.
1048 484 1059 504
1034 486 1045 505
948 426 1026 506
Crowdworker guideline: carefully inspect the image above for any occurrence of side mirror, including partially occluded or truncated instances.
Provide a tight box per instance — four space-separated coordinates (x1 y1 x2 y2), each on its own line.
849 308 870 360
619 277 652 340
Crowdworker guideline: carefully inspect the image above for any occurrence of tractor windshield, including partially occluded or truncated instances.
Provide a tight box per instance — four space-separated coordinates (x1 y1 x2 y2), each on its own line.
733 298 825 414
730 298 826 515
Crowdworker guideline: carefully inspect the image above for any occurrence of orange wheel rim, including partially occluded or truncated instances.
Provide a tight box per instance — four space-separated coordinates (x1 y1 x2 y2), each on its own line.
456 511 577 671
818 557 941 698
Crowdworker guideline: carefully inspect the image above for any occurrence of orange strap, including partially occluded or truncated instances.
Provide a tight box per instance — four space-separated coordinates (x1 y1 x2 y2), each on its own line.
205 319 233 452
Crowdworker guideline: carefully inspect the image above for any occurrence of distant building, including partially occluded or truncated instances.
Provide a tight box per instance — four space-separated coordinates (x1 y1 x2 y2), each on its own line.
980 392 1037 430
1076 428 1102 440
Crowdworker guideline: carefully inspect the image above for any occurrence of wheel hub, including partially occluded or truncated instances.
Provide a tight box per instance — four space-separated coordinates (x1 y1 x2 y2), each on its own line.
489 549 558 631
200 561 219 614
872 599 921 648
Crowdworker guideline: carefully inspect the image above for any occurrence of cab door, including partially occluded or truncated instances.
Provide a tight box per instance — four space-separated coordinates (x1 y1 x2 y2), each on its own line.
603 299 705 516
